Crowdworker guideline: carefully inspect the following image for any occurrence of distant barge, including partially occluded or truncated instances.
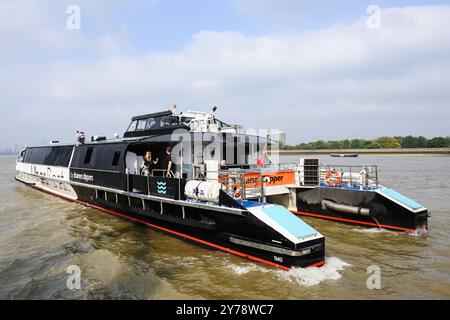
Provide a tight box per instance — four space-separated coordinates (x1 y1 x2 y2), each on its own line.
330 153 359 158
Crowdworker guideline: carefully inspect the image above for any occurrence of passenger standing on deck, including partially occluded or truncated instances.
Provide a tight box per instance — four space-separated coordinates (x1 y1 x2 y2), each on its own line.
161 147 173 177
141 151 159 176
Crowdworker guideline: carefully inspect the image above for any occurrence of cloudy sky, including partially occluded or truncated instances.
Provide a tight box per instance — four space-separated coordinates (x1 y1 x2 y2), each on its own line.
1 0 450 149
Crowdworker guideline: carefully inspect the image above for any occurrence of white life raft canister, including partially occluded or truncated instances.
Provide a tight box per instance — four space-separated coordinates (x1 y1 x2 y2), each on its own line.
185 180 221 202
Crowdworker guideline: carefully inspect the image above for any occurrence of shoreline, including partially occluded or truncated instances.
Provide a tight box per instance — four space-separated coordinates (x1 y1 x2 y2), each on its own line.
272 148 450 156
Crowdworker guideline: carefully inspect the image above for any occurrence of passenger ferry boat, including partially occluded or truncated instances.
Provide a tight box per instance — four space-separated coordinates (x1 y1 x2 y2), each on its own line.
15 107 326 270
15 106 429 271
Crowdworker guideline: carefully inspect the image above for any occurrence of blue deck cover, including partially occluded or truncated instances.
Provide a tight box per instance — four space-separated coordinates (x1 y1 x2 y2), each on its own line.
378 188 424 210
239 200 318 239
262 205 318 239
239 200 267 208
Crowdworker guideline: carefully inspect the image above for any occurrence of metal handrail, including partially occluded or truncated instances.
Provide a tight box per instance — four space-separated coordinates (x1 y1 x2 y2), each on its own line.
318 165 379 188
150 169 176 178
192 163 380 186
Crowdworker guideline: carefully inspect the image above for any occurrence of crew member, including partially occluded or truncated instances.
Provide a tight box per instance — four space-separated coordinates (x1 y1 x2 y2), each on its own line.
161 147 173 177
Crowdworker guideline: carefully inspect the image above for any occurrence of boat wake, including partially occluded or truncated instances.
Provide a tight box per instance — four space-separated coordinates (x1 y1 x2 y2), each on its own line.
405 228 429 237
277 257 351 287
353 227 428 236
226 257 351 287
225 263 271 276
352 227 395 235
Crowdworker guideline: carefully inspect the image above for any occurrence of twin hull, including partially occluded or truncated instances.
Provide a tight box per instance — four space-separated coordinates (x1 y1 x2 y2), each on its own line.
288 186 428 232
15 162 325 270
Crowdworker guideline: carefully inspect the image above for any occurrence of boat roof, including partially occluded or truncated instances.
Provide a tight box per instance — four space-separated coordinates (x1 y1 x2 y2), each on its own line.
131 110 173 121
25 107 274 149
133 133 268 144
25 132 270 149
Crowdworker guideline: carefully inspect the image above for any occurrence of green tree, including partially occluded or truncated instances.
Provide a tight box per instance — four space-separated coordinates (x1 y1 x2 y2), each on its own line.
361 139 372 149
329 140 344 149
402 136 419 148
417 136 428 148
342 139 351 149
428 137 448 148
350 139 361 149
369 137 401 149
314 140 329 149
395 136 404 146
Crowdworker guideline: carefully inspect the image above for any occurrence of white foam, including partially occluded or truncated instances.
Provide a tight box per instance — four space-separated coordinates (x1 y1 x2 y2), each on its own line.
353 227 428 237
227 264 268 275
406 228 429 237
226 257 351 287
278 257 351 287
352 227 392 234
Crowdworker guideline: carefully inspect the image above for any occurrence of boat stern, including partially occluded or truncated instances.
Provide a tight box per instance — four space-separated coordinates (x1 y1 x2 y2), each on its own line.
375 188 429 231
240 201 326 269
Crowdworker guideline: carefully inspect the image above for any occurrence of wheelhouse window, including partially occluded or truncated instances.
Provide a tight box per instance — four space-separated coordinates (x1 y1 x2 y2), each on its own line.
144 117 156 130
136 119 146 131
127 120 138 132
134 118 157 131
160 115 179 127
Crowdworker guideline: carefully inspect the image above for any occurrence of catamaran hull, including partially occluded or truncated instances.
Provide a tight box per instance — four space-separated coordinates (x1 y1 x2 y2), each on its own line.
16 174 325 270
287 186 428 232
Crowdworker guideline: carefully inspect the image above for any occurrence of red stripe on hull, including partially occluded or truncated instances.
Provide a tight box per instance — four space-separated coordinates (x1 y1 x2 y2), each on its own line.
29 185 324 270
290 210 418 233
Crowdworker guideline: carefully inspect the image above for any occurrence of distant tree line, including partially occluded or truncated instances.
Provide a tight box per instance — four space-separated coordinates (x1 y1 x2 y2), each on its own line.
280 136 450 150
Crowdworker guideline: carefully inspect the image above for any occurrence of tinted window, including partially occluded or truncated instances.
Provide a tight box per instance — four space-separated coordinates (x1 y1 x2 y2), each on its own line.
23 146 73 167
145 118 156 129
84 148 93 164
112 151 121 166
24 147 50 165
128 120 138 132
23 149 31 163
70 143 128 172
134 118 158 131
137 120 147 131
160 116 178 127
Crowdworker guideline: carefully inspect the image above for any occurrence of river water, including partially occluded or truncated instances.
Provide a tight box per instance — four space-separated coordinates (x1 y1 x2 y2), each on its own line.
0 155 449 300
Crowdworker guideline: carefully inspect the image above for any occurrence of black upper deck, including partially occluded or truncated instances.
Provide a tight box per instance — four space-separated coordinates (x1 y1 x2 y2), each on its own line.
124 110 190 138
20 108 271 173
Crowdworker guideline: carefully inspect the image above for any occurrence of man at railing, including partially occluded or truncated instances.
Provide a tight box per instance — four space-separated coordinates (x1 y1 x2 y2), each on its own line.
161 147 174 177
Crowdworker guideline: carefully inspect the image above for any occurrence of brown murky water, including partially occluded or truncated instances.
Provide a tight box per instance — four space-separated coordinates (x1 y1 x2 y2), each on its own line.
0 155 449 299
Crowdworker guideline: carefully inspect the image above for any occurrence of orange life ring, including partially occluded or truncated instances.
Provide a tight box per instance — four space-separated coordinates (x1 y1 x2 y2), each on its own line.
234 191 241 198
325 169 342 187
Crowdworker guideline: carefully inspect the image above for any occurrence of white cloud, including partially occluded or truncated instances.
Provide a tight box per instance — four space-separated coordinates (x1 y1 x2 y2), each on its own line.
0 0 141 61
1 4 450 148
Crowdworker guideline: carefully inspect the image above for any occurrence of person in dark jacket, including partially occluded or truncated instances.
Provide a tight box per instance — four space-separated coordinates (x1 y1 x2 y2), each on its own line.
161 147 173 177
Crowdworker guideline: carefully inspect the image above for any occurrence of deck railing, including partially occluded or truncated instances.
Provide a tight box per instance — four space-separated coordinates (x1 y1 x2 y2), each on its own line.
126 161 380 202
318 165 379 189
